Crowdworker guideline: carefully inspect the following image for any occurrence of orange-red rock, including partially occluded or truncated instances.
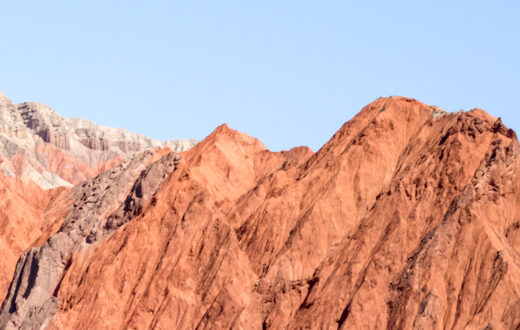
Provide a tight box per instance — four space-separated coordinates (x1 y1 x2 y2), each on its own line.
0 173 71 301
2 96 520 329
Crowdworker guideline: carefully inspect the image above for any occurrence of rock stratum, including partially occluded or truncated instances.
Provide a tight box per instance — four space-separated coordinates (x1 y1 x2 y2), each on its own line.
1 96 520 329
0 92 198 189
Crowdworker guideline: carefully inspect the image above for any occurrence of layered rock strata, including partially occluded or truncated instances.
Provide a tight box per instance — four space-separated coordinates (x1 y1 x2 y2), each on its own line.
0 92 197 189
1 96 519 329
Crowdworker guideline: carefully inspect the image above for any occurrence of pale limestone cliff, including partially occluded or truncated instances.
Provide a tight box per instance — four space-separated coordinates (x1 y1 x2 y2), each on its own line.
0 92 197 189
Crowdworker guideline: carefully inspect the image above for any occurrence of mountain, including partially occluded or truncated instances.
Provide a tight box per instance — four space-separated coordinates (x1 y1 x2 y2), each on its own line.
0 92 198 189
1 96 520 329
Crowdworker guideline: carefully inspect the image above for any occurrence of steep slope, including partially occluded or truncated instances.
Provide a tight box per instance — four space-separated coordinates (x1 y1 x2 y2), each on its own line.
0 92 198 189
1 96 520 329
0 126 311 329
0 173 71 302
289 108 519 329
49 129 311 329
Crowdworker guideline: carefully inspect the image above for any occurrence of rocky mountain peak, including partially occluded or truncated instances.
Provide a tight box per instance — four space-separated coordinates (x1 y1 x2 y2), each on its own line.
1 95 519 329
0 92 198 189
0 92 12 105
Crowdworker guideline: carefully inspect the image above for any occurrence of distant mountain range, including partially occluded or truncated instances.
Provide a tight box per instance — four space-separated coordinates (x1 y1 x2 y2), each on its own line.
0 92 197 189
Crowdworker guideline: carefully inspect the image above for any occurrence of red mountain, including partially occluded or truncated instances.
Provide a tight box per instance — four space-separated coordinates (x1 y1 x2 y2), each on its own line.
1 96 519 329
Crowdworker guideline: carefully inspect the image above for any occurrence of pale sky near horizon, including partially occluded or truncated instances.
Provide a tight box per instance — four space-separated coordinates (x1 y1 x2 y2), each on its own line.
1 1 518 151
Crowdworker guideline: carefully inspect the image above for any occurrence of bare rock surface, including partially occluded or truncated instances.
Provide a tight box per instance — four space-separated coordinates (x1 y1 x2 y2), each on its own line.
0 148 181 329
0 174 70 304
0 92 198 189
1 96 520 329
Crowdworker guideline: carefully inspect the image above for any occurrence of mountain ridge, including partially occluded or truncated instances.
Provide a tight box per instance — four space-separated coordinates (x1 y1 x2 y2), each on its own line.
0 92 198 189
1 95 519 329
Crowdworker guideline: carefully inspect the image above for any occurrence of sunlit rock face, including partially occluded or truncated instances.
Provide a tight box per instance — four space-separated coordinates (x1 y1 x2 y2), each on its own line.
0 92 198 189
1 95 520 329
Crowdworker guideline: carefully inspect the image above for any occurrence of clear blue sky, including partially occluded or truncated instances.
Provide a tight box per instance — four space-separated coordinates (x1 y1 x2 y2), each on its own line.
1 1 518 151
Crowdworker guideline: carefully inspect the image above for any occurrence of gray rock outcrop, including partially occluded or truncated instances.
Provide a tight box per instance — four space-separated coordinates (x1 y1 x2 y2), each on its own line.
0 150 181 329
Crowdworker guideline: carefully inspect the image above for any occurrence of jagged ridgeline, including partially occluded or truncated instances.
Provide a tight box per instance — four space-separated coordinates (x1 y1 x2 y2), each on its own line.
0 92 197 189
1 96 520 329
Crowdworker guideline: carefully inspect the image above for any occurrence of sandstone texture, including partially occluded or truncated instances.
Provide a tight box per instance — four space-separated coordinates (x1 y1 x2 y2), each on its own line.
1 96 520 329
0 92 198 189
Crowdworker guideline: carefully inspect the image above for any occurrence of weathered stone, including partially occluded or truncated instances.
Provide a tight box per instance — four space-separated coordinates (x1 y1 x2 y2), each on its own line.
1 96 520 329
0 92 198 189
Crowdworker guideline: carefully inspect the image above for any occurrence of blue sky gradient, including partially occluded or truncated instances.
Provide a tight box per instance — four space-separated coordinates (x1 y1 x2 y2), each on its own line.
1 1 518 150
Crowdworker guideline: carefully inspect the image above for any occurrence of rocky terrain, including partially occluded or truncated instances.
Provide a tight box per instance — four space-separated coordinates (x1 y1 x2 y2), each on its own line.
1 96 520 329
0 92 198 189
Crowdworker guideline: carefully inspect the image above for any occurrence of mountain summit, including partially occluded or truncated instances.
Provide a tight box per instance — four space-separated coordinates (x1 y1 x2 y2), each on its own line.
0 93 198 189
1 96 519 329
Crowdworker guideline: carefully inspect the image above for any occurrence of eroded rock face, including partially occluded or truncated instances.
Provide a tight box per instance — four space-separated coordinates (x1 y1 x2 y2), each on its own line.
0 174 70 304
0 92 198 189
0 149 182 329
1 96 520 329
